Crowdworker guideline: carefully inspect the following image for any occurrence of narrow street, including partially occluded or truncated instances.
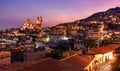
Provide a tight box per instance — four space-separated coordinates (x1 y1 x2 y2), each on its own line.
95 61 113 71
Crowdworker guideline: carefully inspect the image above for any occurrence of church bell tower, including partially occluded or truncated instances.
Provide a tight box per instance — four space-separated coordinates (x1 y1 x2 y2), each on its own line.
36 16 42 30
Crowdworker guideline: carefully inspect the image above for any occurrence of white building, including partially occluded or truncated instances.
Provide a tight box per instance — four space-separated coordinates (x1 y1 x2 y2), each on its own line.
86 29 102 47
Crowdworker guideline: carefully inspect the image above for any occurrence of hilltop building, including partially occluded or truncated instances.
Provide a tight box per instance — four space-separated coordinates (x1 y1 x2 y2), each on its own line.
21 17 42 30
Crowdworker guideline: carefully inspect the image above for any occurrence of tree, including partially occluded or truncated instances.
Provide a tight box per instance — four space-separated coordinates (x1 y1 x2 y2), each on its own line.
58 40 70 51
69 39 75 50
84 38 96 49
46 50 61 59
47 40 71 59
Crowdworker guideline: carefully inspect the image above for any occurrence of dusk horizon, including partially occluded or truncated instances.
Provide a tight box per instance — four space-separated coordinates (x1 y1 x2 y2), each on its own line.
0 0 120 71
0 0 120 29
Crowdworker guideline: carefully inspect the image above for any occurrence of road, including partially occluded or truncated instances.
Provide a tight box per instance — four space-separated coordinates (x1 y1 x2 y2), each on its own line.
96 61 113 71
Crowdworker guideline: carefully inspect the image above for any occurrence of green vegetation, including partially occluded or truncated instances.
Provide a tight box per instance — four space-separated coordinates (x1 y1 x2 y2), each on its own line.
84 38 96 49
46 40 72 59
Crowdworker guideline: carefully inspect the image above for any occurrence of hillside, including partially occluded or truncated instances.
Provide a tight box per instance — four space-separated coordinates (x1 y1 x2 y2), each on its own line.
56 7 120 30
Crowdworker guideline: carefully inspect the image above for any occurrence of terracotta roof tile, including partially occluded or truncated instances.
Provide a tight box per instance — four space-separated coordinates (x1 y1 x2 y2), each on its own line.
61 54 94 70
88 44 120 54
4 58 82 71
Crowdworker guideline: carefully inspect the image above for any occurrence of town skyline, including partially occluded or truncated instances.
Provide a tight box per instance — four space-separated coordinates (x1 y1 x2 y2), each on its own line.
0 1 120 71
0 0 120 29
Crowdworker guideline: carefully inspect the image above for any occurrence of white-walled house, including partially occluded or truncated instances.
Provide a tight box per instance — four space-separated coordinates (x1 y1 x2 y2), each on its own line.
88 44 120 64
61 44 120 71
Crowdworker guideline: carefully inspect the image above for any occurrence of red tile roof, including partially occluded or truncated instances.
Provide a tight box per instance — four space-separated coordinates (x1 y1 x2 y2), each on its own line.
4 58 82 71
115 46 120 50
3 60 38 71
88 44 120 54
115 46 120 53
61 54 94 70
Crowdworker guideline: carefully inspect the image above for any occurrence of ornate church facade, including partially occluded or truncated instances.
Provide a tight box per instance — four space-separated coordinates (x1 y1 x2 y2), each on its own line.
21 17 42 30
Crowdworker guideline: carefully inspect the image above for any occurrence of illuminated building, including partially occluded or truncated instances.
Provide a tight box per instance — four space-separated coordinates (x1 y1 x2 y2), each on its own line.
35 16 42 30
20 17 43 32
21 18 34 30
88 44 120 63
61 54 95 71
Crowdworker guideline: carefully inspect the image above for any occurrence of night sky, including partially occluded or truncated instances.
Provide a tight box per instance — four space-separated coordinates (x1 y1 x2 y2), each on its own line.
0 0 120 29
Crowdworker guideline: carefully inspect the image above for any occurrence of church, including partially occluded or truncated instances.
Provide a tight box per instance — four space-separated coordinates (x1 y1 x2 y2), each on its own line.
21 17 42 30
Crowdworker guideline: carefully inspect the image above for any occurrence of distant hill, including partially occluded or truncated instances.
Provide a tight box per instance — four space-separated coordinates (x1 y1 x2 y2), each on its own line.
56 7 120 29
